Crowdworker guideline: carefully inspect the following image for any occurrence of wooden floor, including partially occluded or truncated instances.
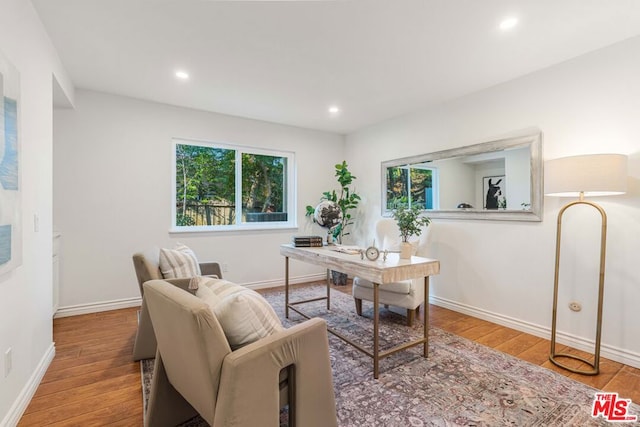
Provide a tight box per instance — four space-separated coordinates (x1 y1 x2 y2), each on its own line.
19 282 640 426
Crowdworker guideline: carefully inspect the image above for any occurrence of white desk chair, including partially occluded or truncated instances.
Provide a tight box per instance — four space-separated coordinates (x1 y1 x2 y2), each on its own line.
353 218 432 326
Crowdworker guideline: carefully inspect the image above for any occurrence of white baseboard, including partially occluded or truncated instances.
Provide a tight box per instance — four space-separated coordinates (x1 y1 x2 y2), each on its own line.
53 274 327 317
54 297 142 318
2 343 55 427
430 295 640 369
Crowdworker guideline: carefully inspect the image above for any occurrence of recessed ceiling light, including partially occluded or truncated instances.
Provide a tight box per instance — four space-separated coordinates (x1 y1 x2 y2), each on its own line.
328 106 340 114
175 70 189 80
499 17 518 31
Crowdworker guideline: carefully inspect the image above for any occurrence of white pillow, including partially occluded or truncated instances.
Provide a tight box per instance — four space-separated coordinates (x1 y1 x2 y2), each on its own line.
194 282 222 310
159 243 201 278
208 279 249 299
213 288 284 350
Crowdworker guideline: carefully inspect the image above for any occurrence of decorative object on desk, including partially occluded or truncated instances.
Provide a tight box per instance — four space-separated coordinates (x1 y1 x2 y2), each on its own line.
312 200 342 242
364 242 380 261
545 153 627 375
305 161 360 244
292 235 323 247
391 203 431 259
457 202 473 209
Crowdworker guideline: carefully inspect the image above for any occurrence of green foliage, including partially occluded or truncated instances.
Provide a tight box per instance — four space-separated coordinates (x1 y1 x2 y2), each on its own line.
386 166 433 209
175 144 287 225
176 214 196 226
392 203 431 242
241 153 285 213
306 161 361 243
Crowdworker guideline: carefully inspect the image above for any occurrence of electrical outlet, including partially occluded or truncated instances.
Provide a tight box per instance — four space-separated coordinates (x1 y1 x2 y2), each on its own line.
222 263 229 273
4 348 12 378
34 213 39 232
568 302 582 312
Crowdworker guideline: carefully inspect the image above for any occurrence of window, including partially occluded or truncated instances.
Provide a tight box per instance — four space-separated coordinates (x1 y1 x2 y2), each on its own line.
172 139 296 231
385 165 439 210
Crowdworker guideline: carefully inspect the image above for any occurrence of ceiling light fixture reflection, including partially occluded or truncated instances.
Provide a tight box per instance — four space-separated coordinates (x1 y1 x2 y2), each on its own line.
499 17 518 31
175 70 190 80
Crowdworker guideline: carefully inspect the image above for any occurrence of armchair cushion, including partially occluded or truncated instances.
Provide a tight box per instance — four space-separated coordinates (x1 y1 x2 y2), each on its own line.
159 243 201 278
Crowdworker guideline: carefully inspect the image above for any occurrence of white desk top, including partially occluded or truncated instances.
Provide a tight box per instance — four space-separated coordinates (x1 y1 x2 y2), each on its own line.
280 244 440 284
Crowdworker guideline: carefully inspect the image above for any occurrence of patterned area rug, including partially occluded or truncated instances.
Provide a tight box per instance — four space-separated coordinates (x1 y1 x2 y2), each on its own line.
141 285 639 426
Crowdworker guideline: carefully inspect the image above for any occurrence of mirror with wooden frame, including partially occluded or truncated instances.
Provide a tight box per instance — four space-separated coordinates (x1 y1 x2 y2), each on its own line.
381 131 543 221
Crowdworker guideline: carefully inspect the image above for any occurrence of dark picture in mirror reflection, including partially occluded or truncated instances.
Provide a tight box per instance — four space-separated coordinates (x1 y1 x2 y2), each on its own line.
483 175 506 210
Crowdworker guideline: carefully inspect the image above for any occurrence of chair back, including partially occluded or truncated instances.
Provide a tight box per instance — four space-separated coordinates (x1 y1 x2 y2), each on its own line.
143 279 231 422
132 247 163 295
375 218 401 251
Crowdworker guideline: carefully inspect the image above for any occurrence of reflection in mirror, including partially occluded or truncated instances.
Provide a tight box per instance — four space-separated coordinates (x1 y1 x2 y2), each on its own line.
382 131 543 221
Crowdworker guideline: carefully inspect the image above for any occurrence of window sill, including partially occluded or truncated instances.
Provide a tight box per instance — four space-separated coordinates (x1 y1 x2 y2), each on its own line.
169 222 299 234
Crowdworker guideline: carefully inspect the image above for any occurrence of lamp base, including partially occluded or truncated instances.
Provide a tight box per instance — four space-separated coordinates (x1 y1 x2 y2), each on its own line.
549 198 606 377
549 352 599 376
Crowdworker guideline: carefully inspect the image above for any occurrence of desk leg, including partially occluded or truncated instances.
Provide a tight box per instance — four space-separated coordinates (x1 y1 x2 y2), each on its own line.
373 282 380 379
326 269 331 310
423 276 429 357
285 257 290 319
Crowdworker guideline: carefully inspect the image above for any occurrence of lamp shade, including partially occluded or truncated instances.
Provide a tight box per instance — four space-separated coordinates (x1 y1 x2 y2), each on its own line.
545 153 628 197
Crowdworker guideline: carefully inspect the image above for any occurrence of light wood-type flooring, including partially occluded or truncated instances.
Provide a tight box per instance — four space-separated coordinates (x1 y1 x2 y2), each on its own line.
19 282 640 426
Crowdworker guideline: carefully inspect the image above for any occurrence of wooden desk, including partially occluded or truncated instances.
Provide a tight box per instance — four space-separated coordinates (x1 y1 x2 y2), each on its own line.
280 244 440 378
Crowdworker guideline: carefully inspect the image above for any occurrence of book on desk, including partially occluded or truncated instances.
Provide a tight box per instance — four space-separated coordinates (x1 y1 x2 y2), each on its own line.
292 235 324 247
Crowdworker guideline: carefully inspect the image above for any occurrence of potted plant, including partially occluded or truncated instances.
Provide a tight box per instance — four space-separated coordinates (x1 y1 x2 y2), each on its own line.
306 161 361 244
392 204 431 259
306 161 361 285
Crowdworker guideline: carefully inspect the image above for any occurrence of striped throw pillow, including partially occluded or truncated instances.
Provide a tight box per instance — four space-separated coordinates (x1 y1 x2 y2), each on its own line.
213 288 284 350
159 243 202 278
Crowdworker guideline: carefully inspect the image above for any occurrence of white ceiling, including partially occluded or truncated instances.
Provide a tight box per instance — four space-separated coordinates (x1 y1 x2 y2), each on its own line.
34 0 640 134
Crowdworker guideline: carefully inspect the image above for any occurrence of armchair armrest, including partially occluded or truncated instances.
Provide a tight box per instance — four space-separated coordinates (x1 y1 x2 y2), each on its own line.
214 318 337 427
200 262 223 279
133 277 195 361
133 275 221 361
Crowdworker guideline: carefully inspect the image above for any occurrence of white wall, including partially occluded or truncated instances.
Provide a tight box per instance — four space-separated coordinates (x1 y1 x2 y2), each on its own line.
345 36 640 367
0 0 74 424
53 90 344 311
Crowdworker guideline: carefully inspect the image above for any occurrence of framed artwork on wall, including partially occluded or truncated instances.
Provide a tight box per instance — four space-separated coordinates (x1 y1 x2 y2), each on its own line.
483 175 506 210
0 49 22 276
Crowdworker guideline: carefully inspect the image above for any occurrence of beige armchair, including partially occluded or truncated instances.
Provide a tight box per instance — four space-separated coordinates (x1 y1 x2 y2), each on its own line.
132 247 222 360
353 218 432 327
143 280 337 427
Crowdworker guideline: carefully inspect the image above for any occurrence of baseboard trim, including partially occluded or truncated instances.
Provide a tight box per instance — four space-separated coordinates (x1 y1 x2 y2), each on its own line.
55 297 142 318
2 343 55 427
430 295 640 369
53 274 327 317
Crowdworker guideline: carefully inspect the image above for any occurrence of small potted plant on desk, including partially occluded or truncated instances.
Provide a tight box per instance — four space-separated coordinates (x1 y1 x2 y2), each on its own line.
392 204 431 259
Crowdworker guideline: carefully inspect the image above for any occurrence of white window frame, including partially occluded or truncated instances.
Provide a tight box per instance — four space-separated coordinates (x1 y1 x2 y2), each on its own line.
170 138 297 233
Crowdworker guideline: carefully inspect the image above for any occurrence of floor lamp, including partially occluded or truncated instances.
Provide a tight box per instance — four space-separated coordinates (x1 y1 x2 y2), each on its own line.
545 153 627 375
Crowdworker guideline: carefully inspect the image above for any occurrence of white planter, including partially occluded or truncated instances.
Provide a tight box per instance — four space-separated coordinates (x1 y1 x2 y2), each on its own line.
399 242 412 259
